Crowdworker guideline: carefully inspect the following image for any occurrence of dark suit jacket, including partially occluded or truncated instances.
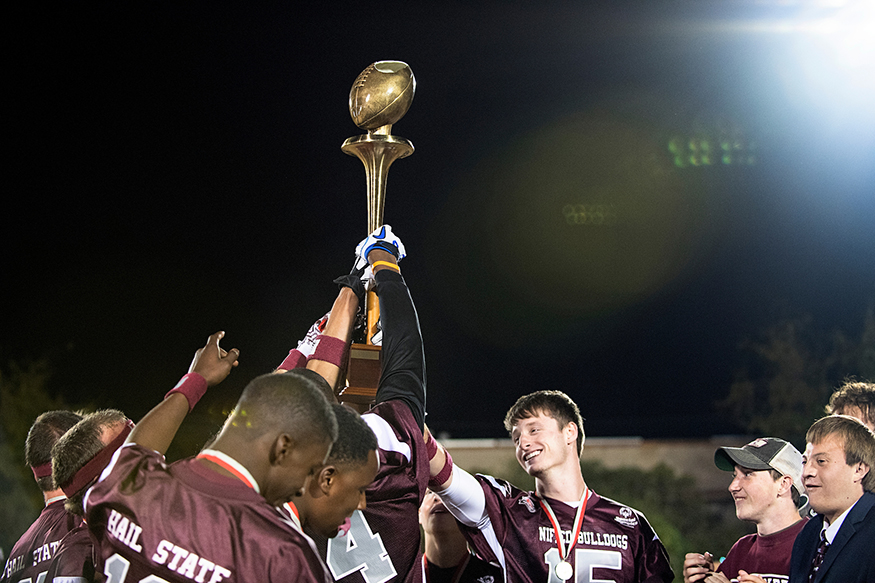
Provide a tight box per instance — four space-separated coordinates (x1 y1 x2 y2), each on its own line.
790 491 875 582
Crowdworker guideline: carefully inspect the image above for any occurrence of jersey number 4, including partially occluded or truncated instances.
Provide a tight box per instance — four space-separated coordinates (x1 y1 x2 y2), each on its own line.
326 510 397 583
104 554 169 583
544 548 622 583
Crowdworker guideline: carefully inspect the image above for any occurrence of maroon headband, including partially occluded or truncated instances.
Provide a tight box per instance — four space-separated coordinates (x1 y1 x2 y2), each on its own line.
60 419 134 497
31 462 54 480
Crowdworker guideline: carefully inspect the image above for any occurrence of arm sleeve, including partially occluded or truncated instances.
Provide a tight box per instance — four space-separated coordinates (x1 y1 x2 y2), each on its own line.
433 465 489 529
373 269 426 430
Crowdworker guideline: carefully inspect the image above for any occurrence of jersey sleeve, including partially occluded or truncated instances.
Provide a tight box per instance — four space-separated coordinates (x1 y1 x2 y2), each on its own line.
626 508 674 583
45 526 95 583
433 465 488 528
456 474 519 570
83 443 163 517
373 270 426 431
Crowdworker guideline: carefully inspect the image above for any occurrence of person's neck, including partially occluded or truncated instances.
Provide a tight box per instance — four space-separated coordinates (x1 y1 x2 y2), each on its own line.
43 488 66 505
290 497 309 527
425 531 469 569
756 505 803 536
823 490 863 526
534 464 587 503
199 436 265 492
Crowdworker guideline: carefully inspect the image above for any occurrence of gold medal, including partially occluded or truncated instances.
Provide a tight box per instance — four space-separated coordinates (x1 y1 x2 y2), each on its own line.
555 560 573 581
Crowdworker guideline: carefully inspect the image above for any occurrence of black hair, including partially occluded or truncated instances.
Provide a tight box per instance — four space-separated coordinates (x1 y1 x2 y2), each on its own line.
233 373 338 446
327 403 378 467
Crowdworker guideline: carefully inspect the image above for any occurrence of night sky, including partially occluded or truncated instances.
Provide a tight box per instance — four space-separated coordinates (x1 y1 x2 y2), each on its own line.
5 2 874 445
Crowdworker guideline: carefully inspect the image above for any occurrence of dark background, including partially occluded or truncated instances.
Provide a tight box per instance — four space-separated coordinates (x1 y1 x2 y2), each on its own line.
4 1 874 444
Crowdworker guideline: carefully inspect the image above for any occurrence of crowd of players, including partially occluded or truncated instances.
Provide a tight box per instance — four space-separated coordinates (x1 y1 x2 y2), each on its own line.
3 226 875 583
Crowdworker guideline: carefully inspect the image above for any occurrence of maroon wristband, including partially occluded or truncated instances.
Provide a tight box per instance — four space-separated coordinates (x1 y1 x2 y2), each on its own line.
429 449 454 490
164 372 208 412
277 349 307 371
308 335 348 367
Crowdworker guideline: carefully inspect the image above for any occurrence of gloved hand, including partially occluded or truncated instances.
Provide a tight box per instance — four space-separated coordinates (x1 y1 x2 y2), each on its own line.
354 224 406 268
332 264 373 306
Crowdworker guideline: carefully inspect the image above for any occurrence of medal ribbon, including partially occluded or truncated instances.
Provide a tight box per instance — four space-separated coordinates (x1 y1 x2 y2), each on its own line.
538 488 591 567
196 449 260 494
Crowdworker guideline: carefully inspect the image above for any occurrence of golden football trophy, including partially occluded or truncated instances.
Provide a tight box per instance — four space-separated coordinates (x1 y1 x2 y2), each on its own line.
339 61 415 406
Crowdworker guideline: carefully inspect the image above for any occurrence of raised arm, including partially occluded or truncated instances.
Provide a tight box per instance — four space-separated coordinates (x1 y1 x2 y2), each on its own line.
424 425 488 528
306 280 362 390
127 331 238 454
274 271 365 395
356 226 426 430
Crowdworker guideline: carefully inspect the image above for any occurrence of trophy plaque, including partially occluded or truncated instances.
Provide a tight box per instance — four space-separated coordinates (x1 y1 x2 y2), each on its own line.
338 61 415 407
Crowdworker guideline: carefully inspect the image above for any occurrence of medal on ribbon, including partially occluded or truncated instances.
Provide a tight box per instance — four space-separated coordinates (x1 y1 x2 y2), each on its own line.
539 488 591 581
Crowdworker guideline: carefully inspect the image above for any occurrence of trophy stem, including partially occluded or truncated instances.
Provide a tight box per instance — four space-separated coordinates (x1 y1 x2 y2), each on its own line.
341 134 414 232
342 133 413 344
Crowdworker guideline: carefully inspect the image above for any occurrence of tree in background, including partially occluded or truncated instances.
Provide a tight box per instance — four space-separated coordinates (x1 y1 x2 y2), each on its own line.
720 304 875 446
0 359 85 555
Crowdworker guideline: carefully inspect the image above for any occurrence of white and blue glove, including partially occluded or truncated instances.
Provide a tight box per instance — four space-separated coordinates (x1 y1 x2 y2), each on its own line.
354 225 406 268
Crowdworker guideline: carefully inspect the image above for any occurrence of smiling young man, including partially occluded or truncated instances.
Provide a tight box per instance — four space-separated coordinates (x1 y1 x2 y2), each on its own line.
428 390 673 583
789 414 875 582
683 437 808 583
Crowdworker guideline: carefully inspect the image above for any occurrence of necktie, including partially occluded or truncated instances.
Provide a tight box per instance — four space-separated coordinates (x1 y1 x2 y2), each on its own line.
808 531 829 582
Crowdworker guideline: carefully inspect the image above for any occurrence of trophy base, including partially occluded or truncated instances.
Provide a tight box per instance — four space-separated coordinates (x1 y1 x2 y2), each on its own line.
338 343 381 409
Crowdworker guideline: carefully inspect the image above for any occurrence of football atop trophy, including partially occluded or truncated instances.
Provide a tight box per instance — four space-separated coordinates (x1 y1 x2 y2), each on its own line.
349 61 416 131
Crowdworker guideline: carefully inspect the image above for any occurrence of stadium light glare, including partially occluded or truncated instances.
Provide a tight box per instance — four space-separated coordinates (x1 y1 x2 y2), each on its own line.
784 0 875 120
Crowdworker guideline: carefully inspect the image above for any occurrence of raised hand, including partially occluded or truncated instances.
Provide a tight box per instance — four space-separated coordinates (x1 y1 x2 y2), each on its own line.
189 331 240 387
354 225 406 268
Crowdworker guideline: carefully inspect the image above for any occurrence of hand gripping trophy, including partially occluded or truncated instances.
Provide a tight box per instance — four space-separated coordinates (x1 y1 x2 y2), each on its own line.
339 61 415 406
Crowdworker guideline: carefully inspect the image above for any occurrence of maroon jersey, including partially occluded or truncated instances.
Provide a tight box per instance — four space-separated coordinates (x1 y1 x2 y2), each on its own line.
461 475 673 583
2 499 82 583
83 443 331 583
423 554 502 583
716 518 807 583
45 525 96 583
317 400 430 583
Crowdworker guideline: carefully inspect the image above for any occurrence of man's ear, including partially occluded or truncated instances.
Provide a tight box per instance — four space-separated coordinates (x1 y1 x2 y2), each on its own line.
564 422 578 447
854 462 870 484
270 433 295 465
778 475 794 497
318 466 337 496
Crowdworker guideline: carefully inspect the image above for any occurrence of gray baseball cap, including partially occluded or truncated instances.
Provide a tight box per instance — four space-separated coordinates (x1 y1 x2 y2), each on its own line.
715 437 807 508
